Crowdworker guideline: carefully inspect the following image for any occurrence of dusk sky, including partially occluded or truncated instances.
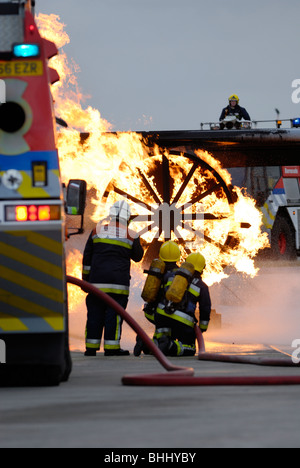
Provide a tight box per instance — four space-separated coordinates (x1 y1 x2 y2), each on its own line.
37 0 300 132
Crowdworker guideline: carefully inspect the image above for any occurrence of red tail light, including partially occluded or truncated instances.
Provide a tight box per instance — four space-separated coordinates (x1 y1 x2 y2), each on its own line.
6 204 61 222
15 206 28 222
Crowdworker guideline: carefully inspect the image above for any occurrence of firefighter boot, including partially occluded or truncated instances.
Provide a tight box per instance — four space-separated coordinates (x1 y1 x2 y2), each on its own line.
105 349 130 356
84 349 97 357
134 335 144 357
158 336 172 356
134 335 151 357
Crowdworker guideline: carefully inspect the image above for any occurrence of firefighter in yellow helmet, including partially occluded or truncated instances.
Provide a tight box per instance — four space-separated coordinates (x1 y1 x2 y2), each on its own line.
219 94 251 122
154 252 211 357
134 241 181 357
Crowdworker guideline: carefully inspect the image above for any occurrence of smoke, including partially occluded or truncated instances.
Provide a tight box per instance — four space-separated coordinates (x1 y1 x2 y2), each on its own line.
208 264 300 347
66 204 300 352
67 232 300 352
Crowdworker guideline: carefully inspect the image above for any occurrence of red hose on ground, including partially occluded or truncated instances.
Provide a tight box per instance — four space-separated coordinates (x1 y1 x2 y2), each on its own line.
198 352 300 367
195 321 299 367
67 276 300 386
195 323 206 353
67 276 194 377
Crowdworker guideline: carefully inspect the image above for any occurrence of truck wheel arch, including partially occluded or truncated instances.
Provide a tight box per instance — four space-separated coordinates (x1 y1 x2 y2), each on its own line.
271 208 297 260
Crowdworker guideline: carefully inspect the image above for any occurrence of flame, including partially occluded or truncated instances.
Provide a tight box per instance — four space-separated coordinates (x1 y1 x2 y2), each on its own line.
37 13 269 314
66 248 85 306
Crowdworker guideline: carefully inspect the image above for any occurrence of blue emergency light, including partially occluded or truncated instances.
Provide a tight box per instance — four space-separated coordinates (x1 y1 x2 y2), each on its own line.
13 43 40 58
291 118 300 128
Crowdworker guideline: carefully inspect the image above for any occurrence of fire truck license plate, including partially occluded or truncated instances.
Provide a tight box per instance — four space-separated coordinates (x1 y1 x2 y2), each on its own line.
0 60 43 77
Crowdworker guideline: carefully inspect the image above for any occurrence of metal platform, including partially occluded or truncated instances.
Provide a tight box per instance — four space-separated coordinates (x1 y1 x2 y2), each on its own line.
139 128 300 167
79 127 300 167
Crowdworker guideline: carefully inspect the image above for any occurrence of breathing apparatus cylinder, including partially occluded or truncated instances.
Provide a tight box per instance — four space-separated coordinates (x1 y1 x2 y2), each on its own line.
141 259 166 303
166 261 195 304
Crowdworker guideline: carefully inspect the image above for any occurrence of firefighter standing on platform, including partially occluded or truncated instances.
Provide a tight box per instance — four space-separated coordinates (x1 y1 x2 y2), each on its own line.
83 200 144 356
155 253 211 357
134 240 181 357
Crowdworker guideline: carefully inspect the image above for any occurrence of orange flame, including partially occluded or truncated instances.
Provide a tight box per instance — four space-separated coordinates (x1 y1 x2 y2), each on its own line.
37 13 269 312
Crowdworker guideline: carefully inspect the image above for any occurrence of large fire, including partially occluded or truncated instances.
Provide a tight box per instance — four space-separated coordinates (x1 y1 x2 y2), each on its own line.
37 14 269 314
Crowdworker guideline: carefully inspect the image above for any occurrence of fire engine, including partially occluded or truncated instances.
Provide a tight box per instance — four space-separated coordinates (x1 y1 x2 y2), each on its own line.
0 0 85 385
236 164 300 260
1 1 299 387
197 122 300 259
135 126 300 261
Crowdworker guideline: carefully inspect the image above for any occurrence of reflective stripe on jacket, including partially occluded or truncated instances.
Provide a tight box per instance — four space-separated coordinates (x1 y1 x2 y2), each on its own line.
156 270 212 330
82 218 144 295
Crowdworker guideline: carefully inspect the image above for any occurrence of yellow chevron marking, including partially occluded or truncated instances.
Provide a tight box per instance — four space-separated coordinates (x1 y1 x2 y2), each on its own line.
17 172 50 198
0 241 63 280
0 265 64 304
9 231 63 256
261 211 272 230
0 288 64 331
264 203 276 221
0 311 28 332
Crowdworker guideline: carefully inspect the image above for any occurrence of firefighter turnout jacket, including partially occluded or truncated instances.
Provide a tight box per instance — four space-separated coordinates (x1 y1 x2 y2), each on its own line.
143 261 178 325
155 269 211 356
219 104 251 121
156 269 211 332
82 218 144 295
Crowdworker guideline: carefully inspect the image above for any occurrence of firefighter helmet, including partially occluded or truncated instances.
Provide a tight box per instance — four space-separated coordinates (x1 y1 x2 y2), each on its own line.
159 241 181 263
229 94 239 104
186 253 206 273
109 200 131 222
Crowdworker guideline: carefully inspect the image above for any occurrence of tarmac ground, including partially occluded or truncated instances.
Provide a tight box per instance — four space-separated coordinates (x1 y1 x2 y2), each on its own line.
0 342 299 449
0 262 299 448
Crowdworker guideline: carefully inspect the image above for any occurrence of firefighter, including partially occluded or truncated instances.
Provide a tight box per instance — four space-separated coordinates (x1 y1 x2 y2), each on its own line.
219 94 251 122
83 200 144 356
133 240 181 357
155 253 211 357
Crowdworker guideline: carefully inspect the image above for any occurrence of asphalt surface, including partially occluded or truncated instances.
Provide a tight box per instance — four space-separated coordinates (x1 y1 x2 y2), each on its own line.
1 262 299 448
0 343 299 449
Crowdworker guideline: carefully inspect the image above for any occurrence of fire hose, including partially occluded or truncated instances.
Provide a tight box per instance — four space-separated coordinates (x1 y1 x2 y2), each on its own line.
67 276 300 386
